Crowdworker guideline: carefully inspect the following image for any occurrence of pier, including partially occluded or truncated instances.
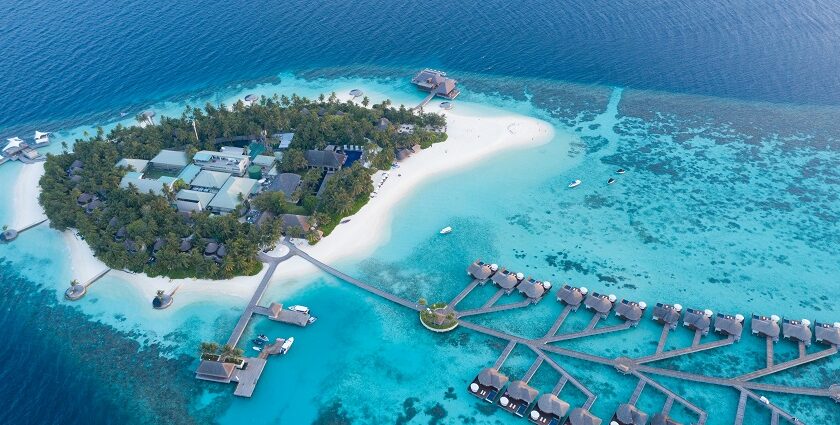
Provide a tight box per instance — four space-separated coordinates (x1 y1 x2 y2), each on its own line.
2 218 47 242
225 247 838 421
65 268 111 301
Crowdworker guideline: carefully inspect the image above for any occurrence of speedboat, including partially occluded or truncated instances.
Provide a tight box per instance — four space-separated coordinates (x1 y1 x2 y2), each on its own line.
608 178 616 185
252 346 262 352
568 179 582 188
307 316 317 324
280 337 294 354
440 226 452 235
616 169 626 174
120 112 128 117
252 338 265 346
288 305 310 314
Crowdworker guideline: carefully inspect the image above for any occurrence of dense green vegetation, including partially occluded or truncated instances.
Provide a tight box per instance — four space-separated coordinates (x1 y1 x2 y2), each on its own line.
39 93 447 279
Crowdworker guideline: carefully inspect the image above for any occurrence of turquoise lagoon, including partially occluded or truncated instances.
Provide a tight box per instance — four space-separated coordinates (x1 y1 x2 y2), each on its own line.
0 73 838 424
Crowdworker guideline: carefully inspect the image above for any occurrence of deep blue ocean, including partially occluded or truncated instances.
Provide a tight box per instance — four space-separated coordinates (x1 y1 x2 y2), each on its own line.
1 1 839 424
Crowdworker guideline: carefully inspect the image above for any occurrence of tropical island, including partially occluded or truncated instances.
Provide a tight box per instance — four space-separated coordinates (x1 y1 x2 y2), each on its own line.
38 93 447 279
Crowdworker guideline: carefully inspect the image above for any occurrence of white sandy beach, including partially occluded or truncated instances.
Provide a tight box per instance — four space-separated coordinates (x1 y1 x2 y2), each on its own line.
11 98 555 311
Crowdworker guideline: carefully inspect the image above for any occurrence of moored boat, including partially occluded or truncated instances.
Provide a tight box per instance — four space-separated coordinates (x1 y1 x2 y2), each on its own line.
568 179 581 188
440 226 452 234
280 337 295 354
608 178 616 185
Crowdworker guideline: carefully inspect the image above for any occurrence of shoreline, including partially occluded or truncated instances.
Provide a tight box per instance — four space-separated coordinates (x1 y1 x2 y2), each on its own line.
11 95 555 312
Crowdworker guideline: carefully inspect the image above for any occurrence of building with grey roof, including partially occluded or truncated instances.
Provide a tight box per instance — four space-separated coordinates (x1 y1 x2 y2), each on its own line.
652 303 682 329
683 308 712 335
116 158 149 172
193 150 250 176
584 292 614 317
557 285 586 310
304 149 346 171
476 368 508 391
176 189 216 213
714 313 744 341
267 173 301 201
150 149 189 171
613 404 648 425
782 319 812 346
279 214 311 233
751 314 781 341
815 322 840 346
564 408 602 425
615 299 646 326
195 360 236 383
207 177 260 213
191 170 231 191
316 171 336 198
500 380 538 416
120 172 178 196
274 132 294 149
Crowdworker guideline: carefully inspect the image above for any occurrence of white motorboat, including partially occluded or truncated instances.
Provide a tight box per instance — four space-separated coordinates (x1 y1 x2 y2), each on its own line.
616 169 626 174
439 226 452 234
280 337 295 354
252 346 262 352
608 178 616 185
568 179 582 188
288 305 310 314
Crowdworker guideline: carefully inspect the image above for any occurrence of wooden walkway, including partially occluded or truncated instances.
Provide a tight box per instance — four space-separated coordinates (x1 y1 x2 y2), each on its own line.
414 91 437 111
636 336 734 364
225 260 280 347
284 242 419 311
449 279 481 308
83 268 111 287
736 346 837 381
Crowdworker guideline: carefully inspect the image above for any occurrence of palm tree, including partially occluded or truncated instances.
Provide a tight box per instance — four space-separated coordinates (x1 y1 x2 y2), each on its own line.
199 341 219 356
220 344 235 360
361 96 370 107
70 279 79 287
418 298 427 307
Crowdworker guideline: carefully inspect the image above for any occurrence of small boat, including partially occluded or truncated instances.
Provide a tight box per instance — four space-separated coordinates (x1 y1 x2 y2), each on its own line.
307 316 317 324
568 179 582 188
257 334 269 342
252 346 262 352
616 169 626 174
280 337 294 354
440 226 452 235
608 178 616 185
119 112 128 117
288 305 310 314
340 219 351 224
252 338 265 346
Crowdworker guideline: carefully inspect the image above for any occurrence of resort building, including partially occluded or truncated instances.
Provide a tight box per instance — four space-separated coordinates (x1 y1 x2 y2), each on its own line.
175 189 215 213
615 299 647 326
612 404 648 425
191 170 231 191
304 149 346 172
782 318 812 346
564 408 602 425
220 146 245 155
252 155 277 175
119 172 178 196
279 214 312 233
491 269 522 293
714 313 744 341
682 308 713 335
557 285 587 311
193 150 251 176
814 322 840 346
652 303 682 329
469 368 508 403
499 380 539 416
115 158 149 172
751 314 781 341
528 394 570 425
467 259 497 281
411 69 461 99
274 132 294 149
150 149 190 171
266 173 302 201
518 278 550 303
207 177 260 213
651 413 682 425
176 163 203 185
195 361 236 383
584 292 615 318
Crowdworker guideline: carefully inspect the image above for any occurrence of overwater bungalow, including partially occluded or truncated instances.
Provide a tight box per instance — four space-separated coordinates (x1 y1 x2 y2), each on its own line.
714 313 744 341
650 413 682 425
528 393 570 425
411 69 461 100
563 408 602 425
153 289 173 309
584 292 615 318
652 303 682 329
614 299 647 326
782 318 812 346
751 314 781 342
467 259 497 281
814 322 840 346
195 360 236 383
557 285 587 311
612 403 648 425
682 308 713 335
491 269 522 294
499 380 539 417
469 368 509 403
518 278 551 303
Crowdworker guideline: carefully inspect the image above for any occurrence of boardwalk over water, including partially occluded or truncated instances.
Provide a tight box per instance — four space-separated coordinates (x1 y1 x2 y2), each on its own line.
245 247 839 422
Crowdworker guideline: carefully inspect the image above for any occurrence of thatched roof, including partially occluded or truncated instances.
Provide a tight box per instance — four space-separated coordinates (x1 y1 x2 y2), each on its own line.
683 309 711 332
584 293 613 315
476 368 508 390
615 403 648 425
567 408 602 425
536 394 569 417
652 303 681 326
751 315 780 339
558 285 584 307
491 270 519 290
714 314 744 340
505 380 538 403
782 319 812 345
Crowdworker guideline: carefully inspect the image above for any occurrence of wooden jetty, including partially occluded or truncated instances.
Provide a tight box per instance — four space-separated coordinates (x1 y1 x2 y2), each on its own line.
1 218 47 242
65 268 111 301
